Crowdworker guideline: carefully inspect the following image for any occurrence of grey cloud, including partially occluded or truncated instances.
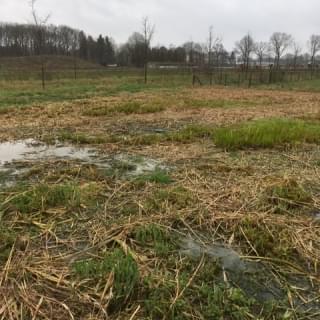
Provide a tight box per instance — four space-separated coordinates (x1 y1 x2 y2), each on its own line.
0 0 319 50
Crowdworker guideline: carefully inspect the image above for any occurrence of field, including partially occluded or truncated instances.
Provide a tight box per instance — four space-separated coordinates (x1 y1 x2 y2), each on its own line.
1 68 320 319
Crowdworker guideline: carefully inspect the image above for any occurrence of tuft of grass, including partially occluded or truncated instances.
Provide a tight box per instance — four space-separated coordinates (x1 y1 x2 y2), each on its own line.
236 217 296 259
113 160 137 172
0 227 16 263
119 202 140 216
143 261 256 319
58 131 107 144
265 178 312 212
168 124 214 143
134 169 172 185
213 118 320 150
134 224 176 256
0 170 13 186
198 285 255 320
83 101 165 117
73 249 139 307
116 124 216 146
145 186 195 212
127 134 163 146
4 183 81 214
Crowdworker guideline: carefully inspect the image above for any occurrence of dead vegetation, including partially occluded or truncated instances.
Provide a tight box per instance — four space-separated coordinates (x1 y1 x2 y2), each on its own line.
1 85 320 319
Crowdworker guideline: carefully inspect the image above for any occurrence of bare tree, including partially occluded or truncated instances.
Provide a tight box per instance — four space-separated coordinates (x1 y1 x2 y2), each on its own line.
29 0 50 89
292 41 302 70
308 35 320 70
30 0 50 53
254 41 269 67
142 16 155 84
71 31 79 80
269 32 292 69
211 37 225 67
235 33 255 72
207 26 214 66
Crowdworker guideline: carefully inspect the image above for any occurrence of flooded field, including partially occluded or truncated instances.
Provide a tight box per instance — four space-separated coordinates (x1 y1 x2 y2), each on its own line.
0 85 320 319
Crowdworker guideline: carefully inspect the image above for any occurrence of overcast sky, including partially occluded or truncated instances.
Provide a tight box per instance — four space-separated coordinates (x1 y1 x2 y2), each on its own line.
0 0 319 50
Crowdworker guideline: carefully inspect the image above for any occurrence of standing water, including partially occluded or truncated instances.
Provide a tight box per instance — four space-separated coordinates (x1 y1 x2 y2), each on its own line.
0 139 168 186
0 139 94 165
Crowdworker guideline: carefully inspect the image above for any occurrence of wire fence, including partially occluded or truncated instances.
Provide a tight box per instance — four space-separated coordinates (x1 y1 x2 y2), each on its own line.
0 64 319 88
192 67 320 87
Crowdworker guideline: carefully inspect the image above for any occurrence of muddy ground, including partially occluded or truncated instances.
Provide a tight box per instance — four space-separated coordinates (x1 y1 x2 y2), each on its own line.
0 86 320 319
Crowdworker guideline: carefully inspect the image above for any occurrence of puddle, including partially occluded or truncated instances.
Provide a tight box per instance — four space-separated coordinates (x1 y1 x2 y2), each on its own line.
142 128 170 134
0 140 95 187
180 236 246 272
0 139 94 165
0 139 168 186
181 235 320 309
180 236 284 303
310 210 320 221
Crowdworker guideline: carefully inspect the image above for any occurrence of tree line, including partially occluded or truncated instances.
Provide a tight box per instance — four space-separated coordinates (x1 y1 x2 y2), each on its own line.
0 21 319 69
0 22 188 67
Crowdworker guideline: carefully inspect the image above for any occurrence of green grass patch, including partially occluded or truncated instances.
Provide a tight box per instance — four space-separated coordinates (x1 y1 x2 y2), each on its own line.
167 124 214 143
214 118 320 150
125 124 215 146
134 224 177 256
83 101 166 117
58 131 107 144
143 260 257 320
265 178 312 212
261 78 320 92
0 170 13 185
126 133 163 145
236 217 296 259
145 186 195 212
134 169 172 185
3 183 81 214
73 249 139 308
182 98 256 109
0 227 16 263
0 82 97 108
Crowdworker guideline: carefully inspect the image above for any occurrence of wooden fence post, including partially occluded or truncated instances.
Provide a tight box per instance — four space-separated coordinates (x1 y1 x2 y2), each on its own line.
41 62 45 90
248 72 252 88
